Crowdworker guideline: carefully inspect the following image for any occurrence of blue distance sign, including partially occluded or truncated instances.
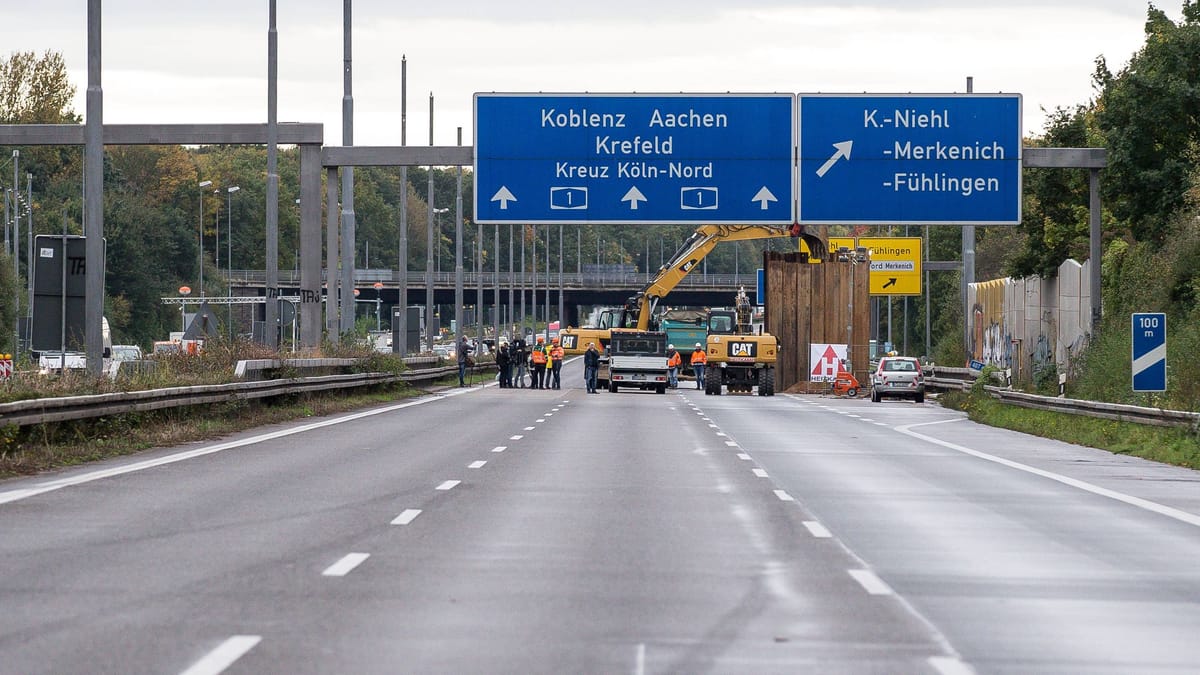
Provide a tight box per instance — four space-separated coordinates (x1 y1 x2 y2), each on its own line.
797 94 1022 225
1131 312 1166 392
474 93 794 224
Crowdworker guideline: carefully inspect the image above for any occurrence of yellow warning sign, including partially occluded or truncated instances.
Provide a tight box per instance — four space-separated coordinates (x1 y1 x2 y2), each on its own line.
857 237 922 296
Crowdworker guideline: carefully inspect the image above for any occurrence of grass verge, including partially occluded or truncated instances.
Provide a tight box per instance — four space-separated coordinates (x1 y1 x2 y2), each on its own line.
0 382 424 480
938 390 1200 471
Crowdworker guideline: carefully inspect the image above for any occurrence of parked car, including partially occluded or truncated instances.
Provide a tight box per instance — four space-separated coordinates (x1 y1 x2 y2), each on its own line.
871 355 925 403
111 344 144 361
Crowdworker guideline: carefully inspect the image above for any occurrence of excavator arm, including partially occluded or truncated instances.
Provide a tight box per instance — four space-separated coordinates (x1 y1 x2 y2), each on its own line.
631 223 827 330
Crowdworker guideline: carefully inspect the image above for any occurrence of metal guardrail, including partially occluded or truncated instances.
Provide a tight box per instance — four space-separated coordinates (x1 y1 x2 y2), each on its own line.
924 366 1200 429
0 358 494 429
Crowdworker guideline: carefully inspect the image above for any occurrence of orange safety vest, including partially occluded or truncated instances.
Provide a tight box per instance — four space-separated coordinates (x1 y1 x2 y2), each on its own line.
691 349 707 365
531 346 547 365
668 351 681 368
550 346 564 361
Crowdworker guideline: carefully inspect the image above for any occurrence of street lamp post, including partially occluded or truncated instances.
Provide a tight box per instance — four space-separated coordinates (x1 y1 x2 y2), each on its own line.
227 186 240 340
198 180 212 296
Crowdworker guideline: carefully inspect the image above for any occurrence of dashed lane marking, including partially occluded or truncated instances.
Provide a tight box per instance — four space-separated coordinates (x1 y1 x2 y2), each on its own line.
391 509 422 525
737 453 751 461
752 468 769 478
179 635 262 675
491 446 507 453
802 521 833 538
848 569 894 596
773 490 794 502
510 435 523 440
468 461 487 469
322 553 370 577
436 480 461 491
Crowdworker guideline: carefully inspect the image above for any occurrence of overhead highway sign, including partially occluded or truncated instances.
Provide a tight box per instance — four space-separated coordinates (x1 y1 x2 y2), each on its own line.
797 94 1022 225
474 93 794 224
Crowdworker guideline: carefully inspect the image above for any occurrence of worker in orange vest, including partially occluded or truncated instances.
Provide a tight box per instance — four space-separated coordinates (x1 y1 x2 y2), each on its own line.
666 343 681 389
690 342 708 391
550 337 565 390
530 336 548 389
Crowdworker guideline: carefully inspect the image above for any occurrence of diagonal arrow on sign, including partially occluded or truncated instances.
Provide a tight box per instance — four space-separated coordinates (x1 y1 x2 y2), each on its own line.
882 278 897 289
815 140 853 178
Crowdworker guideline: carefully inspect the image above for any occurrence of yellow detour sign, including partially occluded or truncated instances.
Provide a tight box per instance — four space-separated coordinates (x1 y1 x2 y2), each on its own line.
827 237 856 256
858 237 922 296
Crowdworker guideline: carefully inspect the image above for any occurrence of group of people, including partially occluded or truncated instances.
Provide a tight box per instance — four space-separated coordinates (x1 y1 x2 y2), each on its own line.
665 342 708 390
495 334 565 390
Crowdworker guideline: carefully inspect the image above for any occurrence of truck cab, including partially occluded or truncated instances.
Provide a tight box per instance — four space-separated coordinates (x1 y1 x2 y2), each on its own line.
606 329 669 394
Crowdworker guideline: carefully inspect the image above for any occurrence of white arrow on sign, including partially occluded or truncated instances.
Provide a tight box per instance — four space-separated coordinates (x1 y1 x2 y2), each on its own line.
621 186 647 210
815 140 853 178
490 186 517 210
751 186 777 210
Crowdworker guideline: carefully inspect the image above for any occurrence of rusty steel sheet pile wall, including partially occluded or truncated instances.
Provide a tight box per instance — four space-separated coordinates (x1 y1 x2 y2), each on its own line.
764 251 870 393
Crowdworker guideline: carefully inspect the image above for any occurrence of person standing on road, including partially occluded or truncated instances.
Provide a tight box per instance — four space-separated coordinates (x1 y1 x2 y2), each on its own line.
457 335 474 387
497 340 512 388
550 338 565 390
666 344 681 389
511 333 528 388
690 342 708 391
530 336 548 389
583 341 600 393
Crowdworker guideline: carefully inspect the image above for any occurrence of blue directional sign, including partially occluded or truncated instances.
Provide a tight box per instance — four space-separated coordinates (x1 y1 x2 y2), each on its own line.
1131 312 1167 392
474 93 794 224
797 94 1022 225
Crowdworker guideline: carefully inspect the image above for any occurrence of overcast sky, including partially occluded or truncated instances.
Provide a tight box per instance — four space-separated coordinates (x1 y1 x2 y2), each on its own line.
1 1 1177 145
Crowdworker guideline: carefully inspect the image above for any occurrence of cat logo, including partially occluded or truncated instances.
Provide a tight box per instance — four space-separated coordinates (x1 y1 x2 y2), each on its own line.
680 258 699 273
728 341 757 359
561 334 577 350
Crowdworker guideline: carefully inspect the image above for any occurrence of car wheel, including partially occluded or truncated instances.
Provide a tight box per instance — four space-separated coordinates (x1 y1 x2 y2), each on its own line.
871 389 881 403
847 387 857 398
608 380 617 393
915 392 925 404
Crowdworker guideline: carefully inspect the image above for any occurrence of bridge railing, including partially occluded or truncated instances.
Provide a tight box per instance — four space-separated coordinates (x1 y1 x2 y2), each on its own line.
227 270 759 289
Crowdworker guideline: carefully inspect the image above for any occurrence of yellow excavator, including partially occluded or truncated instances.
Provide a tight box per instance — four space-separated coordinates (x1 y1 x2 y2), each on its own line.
560 223 827 355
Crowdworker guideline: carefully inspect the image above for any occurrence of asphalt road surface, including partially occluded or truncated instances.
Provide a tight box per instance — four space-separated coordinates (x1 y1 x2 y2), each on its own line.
2 358 1199 674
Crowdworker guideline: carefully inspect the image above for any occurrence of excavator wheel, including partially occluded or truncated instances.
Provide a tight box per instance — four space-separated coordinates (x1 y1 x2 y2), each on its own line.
758 368 776 396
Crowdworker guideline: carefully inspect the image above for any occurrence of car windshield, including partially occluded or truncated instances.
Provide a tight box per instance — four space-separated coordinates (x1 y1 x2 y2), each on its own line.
884 359 917 372
113 347 141 360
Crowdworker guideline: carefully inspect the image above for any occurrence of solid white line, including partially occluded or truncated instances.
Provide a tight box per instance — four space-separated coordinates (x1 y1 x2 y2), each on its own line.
737 453 751 461
436 480 461 491
0 393 454 507
322 553 369 577
524 426 536 431
849 569 894 595
509 435 523 440
898 418 1200 529
773 490 794 502
391 509 422 525
803 521 833 538
752 468 769 478
491 446 507 453
180 635 262 675
468 461 487 469
929 656 977 675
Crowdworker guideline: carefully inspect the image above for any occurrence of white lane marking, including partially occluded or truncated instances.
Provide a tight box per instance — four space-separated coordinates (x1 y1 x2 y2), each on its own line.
702 418 711 422
322 553 370 577
724 441 738 447
773 490 794 502
708 424 718 428
929 656 977 675
860 418 874 422
524 426 536 431
737 453 752 461
536 419 546 423
849 569 894 596
436 480 461 491
468 461 487 469
0 393 455 507
848 414 862 418
544 413 553 417
716 432 727 437
634 643 646 675
491 446 507 453
752 468 769 478
391 509 422 525
510 435 523 440
899 418 1200 529
180 635 262 675
803 521 833 538
874 422 889 426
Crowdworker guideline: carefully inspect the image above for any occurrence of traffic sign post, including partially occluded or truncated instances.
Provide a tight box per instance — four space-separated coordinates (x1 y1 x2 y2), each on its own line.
474 93 794 224
858 236 922 296
797 94 1022 224
1131 312 1166 392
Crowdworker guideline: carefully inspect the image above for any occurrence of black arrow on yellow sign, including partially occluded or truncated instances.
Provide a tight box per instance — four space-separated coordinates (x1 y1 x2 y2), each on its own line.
882 278 898 289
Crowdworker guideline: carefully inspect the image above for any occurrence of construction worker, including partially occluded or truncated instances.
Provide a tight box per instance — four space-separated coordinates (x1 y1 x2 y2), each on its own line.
530 336 548 389
666 344 681 389
690 342 708 391
550 337 565 390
